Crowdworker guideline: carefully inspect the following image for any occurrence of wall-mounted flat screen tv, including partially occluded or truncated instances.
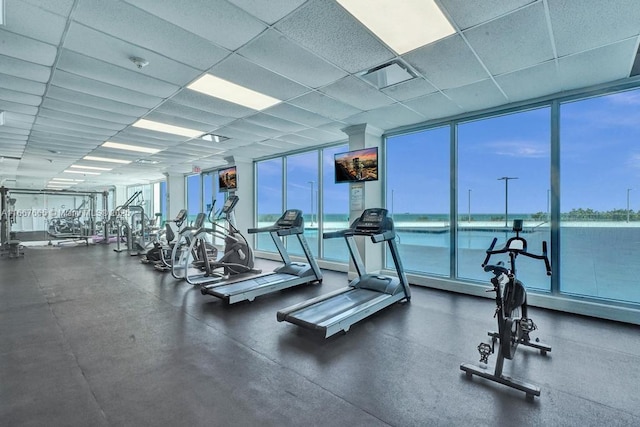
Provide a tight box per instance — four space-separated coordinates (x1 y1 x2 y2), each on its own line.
218 166 237 192
334 147 379 183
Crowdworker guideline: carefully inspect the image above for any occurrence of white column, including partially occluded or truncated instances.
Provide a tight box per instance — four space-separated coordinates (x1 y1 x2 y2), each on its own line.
341 123 384 277
224 156 254 237
163 172 185 219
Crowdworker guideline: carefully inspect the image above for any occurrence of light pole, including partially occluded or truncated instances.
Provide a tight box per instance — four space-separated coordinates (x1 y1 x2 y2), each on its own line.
468 189 471 222
627 188 632 222
308 181 315 226
498 177 518 227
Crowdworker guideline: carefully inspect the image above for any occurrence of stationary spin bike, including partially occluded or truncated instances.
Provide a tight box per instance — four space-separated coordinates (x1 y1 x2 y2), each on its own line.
460 219 552 399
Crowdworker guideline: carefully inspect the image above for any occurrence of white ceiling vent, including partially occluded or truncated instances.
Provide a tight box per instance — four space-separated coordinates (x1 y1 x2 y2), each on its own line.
359 60 416 89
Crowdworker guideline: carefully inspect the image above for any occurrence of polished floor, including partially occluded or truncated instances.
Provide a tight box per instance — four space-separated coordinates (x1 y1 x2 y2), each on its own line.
1 244 639 426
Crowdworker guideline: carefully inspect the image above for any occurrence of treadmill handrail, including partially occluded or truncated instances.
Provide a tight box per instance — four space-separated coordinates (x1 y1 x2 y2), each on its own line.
248 224 302 235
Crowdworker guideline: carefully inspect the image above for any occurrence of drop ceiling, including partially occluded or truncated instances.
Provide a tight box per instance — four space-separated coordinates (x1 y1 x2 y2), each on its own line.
1 0 639 189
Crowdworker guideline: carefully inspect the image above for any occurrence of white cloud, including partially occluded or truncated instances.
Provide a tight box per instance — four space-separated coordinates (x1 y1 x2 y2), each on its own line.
487 140 549 158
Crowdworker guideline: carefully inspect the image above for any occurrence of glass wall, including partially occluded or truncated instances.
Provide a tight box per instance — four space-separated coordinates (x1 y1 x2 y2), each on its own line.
322 144 350 263
385 127 450 275
256 158 283 252
560 91 640 304
457 108 551 291
286 151 319 257
186 174 202 224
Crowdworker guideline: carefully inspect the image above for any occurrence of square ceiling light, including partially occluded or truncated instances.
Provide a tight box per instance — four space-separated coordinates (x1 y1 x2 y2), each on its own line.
201 133 230 143
102 141 161 154
132 119 204 138
187 74 281 110
360 60 417 89
336 0 455 54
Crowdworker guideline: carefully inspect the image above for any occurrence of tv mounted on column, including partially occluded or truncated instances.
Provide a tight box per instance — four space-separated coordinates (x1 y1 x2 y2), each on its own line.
334 147 378 183
218 166 237 192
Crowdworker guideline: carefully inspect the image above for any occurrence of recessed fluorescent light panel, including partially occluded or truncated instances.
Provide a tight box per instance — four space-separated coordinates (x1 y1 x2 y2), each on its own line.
50 178 74 182
63 170 101 175
102 141 161 154
132 119 203 138
336 0 455 54
83 156 132 164
0 0 4 26
70 165 112 171
187 74 281 111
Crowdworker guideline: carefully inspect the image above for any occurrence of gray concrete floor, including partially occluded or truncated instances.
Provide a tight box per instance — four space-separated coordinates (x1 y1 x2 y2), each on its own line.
1 244 639 426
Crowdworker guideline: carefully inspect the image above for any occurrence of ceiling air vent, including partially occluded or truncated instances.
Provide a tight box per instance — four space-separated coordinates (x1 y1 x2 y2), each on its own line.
201 133 230 143
359 60 417 89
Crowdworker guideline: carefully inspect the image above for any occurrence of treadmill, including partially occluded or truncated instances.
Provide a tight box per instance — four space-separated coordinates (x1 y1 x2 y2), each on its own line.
200 209 323 304
277 208 411 338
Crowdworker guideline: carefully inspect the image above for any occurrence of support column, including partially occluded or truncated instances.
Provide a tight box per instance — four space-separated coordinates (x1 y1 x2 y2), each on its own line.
163 172 185 219
341 123 384 278
224 156 254 237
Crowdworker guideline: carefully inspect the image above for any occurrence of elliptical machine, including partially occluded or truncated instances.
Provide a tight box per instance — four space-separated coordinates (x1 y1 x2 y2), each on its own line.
142 209 187 266
184 195 260 285
460 219 552 399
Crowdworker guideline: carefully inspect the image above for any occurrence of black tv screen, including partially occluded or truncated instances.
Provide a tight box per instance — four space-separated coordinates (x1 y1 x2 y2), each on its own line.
334 147 379 183
218 166 237 192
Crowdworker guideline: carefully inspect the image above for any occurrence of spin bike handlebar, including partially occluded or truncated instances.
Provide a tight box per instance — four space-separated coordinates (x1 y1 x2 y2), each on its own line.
482 238 551 276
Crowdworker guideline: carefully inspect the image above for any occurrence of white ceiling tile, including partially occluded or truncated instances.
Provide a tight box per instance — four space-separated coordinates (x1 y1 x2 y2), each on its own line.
238 29 347 88
63 23 202 86
113 128 188 145
442 79 508 112
228 0 306 25
381 77 437 101
0 54 51 82
19 0 74 16
46 86 149 117
57 49 180 98
171 90 255 119
210 53 310 101
211 124 265 142
6 0 68 44
40 98 135 125
558 39 638 91
143 111 213 133
34 117 117 138
319 76 395 111
73 0 230 70
276 0 395 73
464 2 554 75
226 119 287 139
244 113 309 133
38 108 126 131
0 72 46 96
0 29 58 65
288 92 362 120
123 0 266 50
343 103 426 130
294 128 342 143
263 102 333 127
0 88 41 106
439 0 536 30
0 99 38 115
403 35 489 90
495 61 563 102
154 101 235 128
549 0 640 56
51 70 163 108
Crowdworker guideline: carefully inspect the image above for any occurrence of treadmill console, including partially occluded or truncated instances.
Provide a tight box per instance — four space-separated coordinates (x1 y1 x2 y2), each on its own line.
353 208 391 234
276 209 303 229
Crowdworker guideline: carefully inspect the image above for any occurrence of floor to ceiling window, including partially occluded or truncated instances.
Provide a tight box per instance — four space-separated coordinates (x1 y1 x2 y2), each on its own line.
457 108 551 291
322 144 350 263
186 174 202 225
286 151 319 258
560 90 640 304
385 127 450 275
256 158 283 252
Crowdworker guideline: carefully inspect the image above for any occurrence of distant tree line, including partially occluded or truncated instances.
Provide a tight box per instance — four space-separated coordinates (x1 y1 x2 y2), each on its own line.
531 208 640 221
